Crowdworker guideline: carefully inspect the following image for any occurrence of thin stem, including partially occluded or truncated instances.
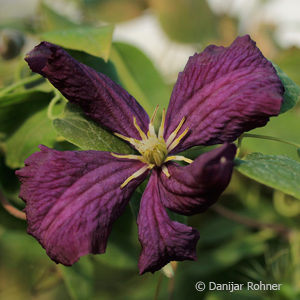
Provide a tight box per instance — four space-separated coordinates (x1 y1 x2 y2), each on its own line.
0 74 41 96
47 90 62 120
168 277 175 300
212 204 291 240
0 190 26 220
154 273 164 300
242 133 300 149
236 136 243 158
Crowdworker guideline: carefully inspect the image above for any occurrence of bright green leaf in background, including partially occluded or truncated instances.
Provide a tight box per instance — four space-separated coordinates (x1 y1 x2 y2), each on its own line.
0 89 60 169
235 153 300 200
150 0 220 44
53 103 133 154
80 0 148 23
39 1 78 32
110 42 171 115
0 90 51 138
241 110 300 160
67 49 120 83
5 106 58 169
41 25 114 61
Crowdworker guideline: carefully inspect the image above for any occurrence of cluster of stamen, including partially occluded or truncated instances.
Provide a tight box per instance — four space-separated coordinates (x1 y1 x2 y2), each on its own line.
111 106 193 188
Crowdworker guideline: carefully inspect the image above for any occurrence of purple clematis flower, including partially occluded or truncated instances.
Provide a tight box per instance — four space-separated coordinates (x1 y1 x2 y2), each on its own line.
16 35 284 274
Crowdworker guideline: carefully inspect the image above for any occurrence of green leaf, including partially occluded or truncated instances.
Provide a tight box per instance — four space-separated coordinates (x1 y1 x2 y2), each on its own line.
60 257 94 300
53 103 133 153
241 110 300 160
273 64 300 114
235 153 300 200
151 0 220 44
81 0 148 23
4 106 58 168
110 42 171 115
0 90 52 138
40 25 114 61
39 1 78 31
66 49 120 84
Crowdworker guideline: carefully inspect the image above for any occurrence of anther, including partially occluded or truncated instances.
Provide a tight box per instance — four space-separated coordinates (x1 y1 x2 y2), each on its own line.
150 105 159 124
164 155 193 164
162 165 170 177
158 108 166 139
120 165 153 188
166 117 186 147
110 153 146 163
167 127 189 152
133 117 147 140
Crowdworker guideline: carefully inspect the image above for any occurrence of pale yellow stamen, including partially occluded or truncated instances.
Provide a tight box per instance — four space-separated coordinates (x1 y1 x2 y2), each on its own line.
133 117 147 140
166 117 186 147
148 105 159 137
162 165 170 177
112 107 192 188
150 104 159 124
164 155 193 164
110 153 146 163
120 165 153 189
167 127 189 152
158 108 165 139
114 132 136 145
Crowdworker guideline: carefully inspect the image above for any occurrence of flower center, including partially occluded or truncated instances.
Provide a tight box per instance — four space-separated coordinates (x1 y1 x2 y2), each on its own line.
139 136 168 166
112 106 193 188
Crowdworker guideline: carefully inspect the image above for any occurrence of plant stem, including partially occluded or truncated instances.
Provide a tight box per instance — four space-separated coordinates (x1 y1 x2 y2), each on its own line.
154 273 163 300
242 133 300 149
0 190 26 220
212 204 291 240
0 74 41 96
47 90 63 120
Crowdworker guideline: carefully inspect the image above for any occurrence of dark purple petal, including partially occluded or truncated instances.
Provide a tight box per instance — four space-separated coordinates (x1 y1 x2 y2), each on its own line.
137 170 200 274
159 144 236 215
25 42 149 139
164 35 284 153
16 146 148 265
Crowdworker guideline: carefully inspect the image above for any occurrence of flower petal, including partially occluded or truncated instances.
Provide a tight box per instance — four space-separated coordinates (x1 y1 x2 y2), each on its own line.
25 42 149 139
159 144 236 215
16 146 148 265
137 170 200 274
164 35 284 153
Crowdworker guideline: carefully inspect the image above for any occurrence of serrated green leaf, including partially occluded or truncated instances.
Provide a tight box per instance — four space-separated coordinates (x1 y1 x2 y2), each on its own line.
273 63 300 114
53 103 133 153
60 257 94 300
41 25 114 61
110 42 171 115
235 153 300 200
5 106 58 168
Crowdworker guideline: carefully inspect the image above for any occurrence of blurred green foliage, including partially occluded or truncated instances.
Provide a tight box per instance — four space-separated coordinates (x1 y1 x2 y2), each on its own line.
0 0 300 300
